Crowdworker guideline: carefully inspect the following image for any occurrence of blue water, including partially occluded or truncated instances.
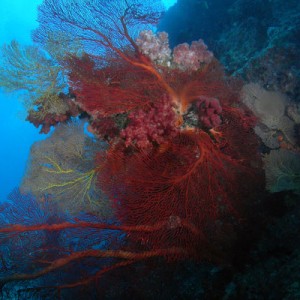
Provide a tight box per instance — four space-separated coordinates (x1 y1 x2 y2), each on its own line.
0 0 44 201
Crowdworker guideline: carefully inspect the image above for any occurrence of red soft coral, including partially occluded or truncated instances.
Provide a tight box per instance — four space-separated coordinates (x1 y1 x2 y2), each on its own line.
196 96 223 128
120 95 179 149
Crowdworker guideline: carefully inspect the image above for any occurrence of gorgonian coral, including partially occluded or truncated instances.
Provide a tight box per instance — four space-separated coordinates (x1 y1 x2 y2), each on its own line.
21 121 112 217
0 0 265 296
0 40 82 133
263 149 300 195
241 83 297 147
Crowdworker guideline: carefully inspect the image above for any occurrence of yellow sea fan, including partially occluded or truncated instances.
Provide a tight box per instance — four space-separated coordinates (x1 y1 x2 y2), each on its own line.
0 41 65 107
21 121 113 218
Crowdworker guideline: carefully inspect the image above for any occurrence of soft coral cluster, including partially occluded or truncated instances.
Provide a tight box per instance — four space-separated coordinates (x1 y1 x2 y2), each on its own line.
120 95 179 148
136 30 213 71
172 39 213 71
136 30 171 65
196 96 223 128
27 93 80 133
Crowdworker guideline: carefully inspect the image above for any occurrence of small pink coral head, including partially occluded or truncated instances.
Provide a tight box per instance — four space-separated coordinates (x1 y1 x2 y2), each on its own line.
172 39 213 71
196 96 223 129
210 114 222 127
121 96 179 149
206 107 216 117
209 98 222 114
200 116 211 128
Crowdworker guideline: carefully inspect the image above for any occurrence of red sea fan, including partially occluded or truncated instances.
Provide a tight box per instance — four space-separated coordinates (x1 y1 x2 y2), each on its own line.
0 1 267 293
161 60 234 114
98 127 261 261
67 54 165 118
0 189 66 275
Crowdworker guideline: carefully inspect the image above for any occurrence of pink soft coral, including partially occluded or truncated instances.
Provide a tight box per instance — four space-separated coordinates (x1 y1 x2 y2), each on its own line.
136 30 171 65
196 96 222 128
120 96 179 149
173 39 213 71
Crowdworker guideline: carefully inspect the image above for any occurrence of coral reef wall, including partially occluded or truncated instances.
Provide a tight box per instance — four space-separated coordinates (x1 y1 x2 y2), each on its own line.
159 0 300 102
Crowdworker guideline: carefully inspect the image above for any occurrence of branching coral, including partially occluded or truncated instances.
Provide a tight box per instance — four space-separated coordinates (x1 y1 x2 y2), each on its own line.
66 54 162 117
41 30 84 62
99 131 236 256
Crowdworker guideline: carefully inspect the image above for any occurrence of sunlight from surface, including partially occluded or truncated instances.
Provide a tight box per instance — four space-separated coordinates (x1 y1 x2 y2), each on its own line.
162 0 177 9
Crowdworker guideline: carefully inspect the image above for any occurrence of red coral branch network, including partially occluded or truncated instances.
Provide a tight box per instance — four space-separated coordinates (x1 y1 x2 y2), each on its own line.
0 0 265 295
